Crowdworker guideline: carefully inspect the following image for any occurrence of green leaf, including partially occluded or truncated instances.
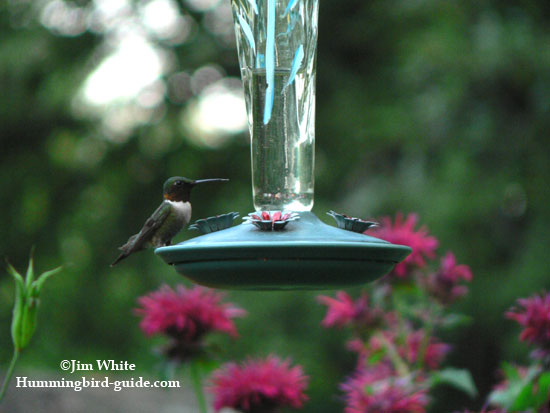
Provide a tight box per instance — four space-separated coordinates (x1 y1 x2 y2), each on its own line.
511 382 536 410
19 296 39 349
439 313 472 329
367 350 385 365
7 262 26 350
508 370 549 411
501 362 521 380
393 284 423 307
33 266 63 294
194 356 221 376
489 365 539 409
430 368 478 398
364 384 374 395
6 262 25 285
533 372 550 408
18 278 41 349
490 388 517 408
25 247 35 289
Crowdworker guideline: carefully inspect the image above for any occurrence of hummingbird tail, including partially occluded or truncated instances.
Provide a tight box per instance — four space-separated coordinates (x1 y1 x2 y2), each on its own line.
110 253 129 267
111 234 146 267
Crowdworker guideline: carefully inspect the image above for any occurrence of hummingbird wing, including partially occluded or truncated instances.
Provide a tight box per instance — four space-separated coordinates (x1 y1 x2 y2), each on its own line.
132 202 172 249
110 202 171 266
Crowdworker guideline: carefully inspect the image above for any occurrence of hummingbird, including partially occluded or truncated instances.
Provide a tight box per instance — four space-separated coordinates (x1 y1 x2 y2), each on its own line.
111 176 229 266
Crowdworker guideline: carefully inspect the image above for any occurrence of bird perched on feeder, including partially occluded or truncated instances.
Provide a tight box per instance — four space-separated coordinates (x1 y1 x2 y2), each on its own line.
111 176 229 266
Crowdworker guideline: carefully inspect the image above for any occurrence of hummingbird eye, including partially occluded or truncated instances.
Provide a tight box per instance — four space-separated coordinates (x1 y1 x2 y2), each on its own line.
175 180 183 186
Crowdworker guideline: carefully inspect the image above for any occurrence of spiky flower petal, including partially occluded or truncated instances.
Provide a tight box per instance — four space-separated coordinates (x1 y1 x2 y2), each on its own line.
506 292 550 358
317 291 384 330
135 285 246 360
367 213 438 279
424 252 473 304
210 356 308 412
341 370 429 413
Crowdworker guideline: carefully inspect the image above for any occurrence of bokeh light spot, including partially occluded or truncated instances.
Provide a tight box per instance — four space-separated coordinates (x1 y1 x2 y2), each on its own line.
183 78 247 147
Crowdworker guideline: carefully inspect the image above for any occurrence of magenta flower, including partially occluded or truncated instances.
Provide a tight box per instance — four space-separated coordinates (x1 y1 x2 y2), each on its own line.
424 252 473 304
506 292 550 358
135 285 246 360
342 363 394 388
404 330 450 370
341 371 429 413
209 356 308 413
367 213 438 279
317 291 384 329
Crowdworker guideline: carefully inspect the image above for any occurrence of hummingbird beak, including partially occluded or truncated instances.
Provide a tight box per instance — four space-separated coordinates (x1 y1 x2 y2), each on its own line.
192 178 229 185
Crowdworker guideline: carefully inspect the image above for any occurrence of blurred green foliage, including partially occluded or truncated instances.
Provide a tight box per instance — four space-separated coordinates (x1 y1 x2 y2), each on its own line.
1 0 549 411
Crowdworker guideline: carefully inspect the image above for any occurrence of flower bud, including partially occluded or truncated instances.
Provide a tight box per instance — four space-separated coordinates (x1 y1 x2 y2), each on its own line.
7 253 62 351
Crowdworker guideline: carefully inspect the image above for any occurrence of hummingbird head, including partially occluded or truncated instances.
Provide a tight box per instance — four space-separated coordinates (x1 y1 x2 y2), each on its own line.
163 176 229 202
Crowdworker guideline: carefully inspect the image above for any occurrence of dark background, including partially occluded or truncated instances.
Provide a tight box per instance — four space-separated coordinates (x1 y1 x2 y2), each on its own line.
1 0 549 411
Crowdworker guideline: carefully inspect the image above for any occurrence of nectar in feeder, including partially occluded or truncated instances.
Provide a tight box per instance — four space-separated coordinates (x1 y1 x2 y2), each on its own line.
232 0 318 211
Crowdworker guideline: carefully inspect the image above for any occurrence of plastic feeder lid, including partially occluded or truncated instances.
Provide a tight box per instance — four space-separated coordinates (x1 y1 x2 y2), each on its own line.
155 212 411 290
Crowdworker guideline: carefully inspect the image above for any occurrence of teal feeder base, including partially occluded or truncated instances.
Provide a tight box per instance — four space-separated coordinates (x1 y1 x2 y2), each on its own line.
155 212 411 291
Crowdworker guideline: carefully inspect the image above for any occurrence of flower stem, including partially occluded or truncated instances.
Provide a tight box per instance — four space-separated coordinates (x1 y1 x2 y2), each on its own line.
378 334 409 377
416 304 437 369
416 323 433 369
0 348 20 403
190 361 208 413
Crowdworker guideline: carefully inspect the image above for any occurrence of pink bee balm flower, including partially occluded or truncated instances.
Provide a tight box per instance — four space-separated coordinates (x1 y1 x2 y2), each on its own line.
403 330 450 370
135 285 246 360
342 363 394 388
367 213 438 279
506 292 550 358
209 356 309 413
425 252 473 304
317 291 384 329
341 372 429 413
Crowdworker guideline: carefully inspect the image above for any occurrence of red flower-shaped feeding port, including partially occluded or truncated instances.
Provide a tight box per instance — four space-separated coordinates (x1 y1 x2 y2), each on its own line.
243 211 300 231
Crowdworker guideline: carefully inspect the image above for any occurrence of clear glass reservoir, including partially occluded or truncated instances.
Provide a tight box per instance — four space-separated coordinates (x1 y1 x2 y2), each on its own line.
231 0 319 211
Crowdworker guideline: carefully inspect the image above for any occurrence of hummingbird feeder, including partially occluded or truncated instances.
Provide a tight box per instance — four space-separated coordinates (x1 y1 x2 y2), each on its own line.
156 0 411 290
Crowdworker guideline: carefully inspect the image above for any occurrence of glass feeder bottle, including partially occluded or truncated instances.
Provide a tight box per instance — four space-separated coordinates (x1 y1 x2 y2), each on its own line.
156 0 412 291
231 0 319 212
